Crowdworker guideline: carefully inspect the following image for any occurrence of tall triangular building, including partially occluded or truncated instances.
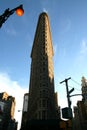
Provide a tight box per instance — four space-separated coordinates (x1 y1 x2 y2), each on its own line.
27 12 59 121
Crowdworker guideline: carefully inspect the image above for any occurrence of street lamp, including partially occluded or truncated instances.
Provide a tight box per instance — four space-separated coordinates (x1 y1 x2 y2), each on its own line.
0 4 24 28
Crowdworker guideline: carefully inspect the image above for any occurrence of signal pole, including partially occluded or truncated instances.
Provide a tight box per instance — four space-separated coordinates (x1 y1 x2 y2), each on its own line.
60 77 74 130
60 77 72 108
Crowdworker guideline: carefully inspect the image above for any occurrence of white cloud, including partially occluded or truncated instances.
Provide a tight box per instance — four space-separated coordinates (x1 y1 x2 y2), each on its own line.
0 72 28 130
80 39 87 55
42 8 48 13
74 39 87 65
53 43 58 54
4 26 17 36
60 19 71 34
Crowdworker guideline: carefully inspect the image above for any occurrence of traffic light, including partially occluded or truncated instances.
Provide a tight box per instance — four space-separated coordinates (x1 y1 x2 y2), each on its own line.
62 107 73 119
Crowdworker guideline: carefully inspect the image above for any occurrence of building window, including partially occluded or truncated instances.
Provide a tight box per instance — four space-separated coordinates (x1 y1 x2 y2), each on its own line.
43 67 45 71
42 99 46 107
39 111 41 119
39 100 41 107
40 91 42 98
42 110 46 119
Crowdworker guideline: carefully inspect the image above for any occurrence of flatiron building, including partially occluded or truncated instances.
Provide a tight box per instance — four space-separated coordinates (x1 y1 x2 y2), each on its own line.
27 12 59 120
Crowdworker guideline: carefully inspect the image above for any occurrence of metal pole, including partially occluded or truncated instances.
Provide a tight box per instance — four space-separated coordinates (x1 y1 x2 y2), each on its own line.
60 77 71 108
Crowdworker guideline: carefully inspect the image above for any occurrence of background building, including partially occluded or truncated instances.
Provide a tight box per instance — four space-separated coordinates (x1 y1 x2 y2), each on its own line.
21 93 28 130
81 76 87 113
0 92 17 130
73 76 87 130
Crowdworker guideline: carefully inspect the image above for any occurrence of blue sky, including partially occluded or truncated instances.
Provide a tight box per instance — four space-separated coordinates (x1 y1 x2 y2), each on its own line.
0 0 87 129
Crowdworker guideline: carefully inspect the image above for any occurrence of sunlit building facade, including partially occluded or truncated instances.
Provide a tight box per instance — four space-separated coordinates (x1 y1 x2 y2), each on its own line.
0 92 17 130
27 12 59 120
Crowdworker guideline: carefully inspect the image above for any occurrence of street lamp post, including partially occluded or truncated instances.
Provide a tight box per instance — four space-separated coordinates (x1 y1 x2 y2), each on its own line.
0 4 24 28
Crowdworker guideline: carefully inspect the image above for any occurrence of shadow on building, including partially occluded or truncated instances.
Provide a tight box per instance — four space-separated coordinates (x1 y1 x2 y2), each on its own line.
21 119 60 130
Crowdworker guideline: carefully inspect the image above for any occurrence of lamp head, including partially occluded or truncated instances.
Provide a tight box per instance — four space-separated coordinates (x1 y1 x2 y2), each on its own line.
16 5 24 16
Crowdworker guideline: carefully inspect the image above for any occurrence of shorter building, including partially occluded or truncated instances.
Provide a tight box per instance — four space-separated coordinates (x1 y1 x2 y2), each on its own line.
73 76 87 130
0 92 17 130
81 76 87 113
74 100 87 130
20 93 28 130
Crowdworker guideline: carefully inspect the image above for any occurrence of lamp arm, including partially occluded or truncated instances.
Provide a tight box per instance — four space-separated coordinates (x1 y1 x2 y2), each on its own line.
0 4 23 28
